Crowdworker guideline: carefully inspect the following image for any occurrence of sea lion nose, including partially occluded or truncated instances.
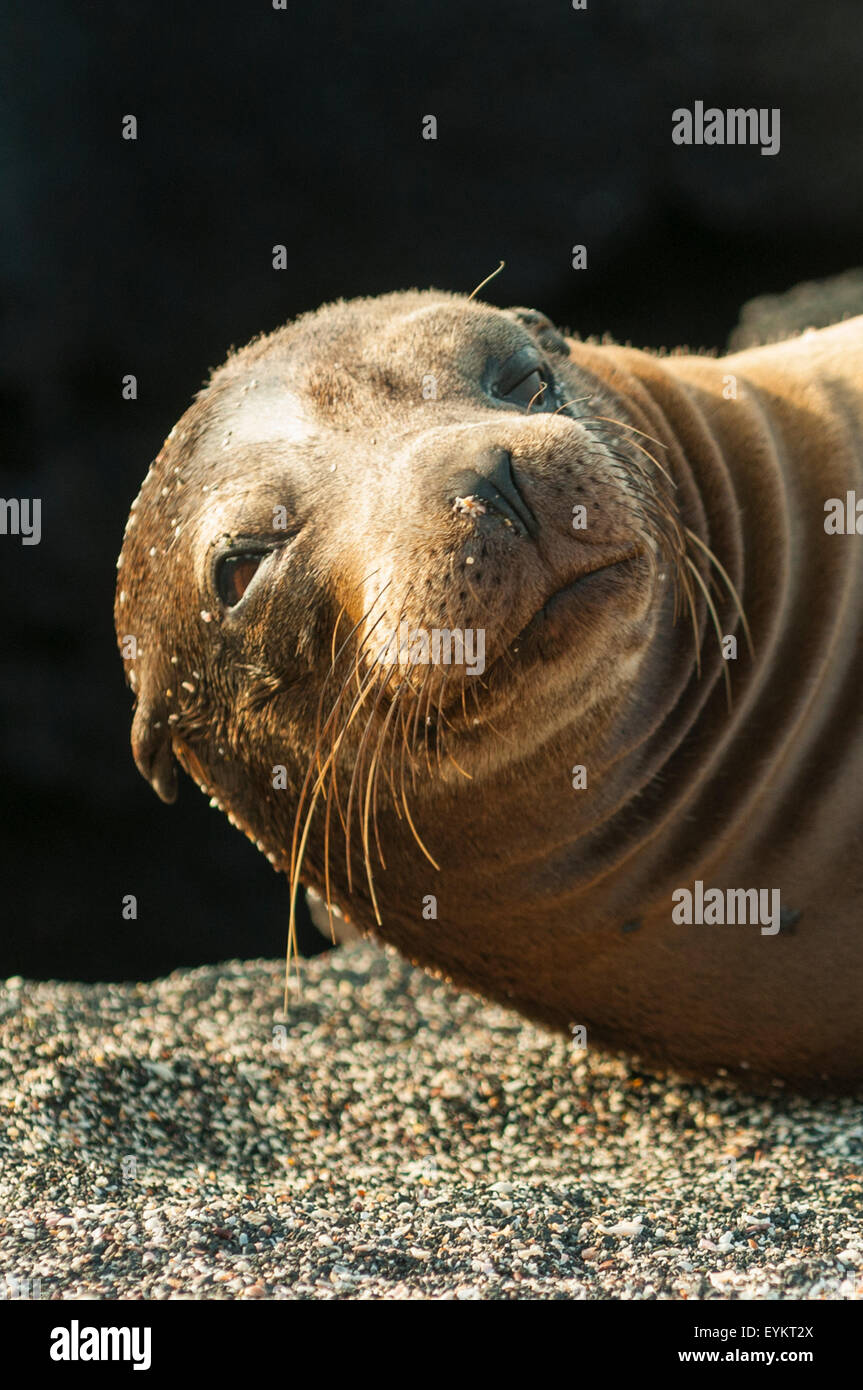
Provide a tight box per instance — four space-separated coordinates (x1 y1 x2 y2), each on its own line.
447 445 539 539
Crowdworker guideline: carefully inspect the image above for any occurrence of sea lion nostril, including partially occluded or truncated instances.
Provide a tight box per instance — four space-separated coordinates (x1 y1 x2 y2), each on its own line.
489 449 537 536
448 448 538 539
451 476 525 535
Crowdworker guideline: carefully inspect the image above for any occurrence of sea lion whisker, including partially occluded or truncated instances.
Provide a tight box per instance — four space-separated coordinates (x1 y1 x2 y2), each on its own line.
366 677 405 873
604 461 694 629
616 434 676 490
360 650 404 856
374 584 418 817
290 657 383 966
583 414 671 455
380 680 407 821
300 604 388 890
344 654 399 904
320 617 396 906
322 620 397 836
314 581 392 782
355 663 397 921
322 749 338 943
291 659 377 872
288 665 376 975
397 695 414 816
684 526 754 658
433 669 451 771
526 380 549 412
446 748 473 780
460 673 470 724
419 669 438 779
400 782 440 870
598 443 666 510
384 667 439 867
467 259 505 301
336 662 388 897
683 553 732 708
388 685 415 813
329 605 347 679
552 395 592 416
411 664 433 776
584 418 676 489
321 675 353 839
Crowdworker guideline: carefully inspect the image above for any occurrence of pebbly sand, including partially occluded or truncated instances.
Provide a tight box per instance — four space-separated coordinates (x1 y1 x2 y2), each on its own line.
1 941 861 1300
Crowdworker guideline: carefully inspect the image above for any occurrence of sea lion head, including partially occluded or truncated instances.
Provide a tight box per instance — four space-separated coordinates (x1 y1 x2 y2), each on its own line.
115 290 693 949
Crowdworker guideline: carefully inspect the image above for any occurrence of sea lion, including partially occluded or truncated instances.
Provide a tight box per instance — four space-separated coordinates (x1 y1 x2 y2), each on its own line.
115 291 863 1088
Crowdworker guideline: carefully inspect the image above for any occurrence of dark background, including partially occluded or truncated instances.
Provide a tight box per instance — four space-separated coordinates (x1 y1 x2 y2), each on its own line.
2 0 861 980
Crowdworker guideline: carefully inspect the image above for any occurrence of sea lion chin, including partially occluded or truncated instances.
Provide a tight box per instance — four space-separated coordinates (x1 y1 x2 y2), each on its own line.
115 290 863 1090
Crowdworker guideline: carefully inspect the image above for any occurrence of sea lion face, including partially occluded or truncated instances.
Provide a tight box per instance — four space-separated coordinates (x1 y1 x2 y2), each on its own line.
116 290 683 928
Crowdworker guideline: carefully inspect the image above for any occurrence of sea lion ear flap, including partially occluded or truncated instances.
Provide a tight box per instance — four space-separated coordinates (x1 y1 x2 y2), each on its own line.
131 699 178 804
504 307 571 357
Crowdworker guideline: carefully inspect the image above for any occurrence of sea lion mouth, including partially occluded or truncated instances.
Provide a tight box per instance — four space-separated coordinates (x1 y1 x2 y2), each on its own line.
508 549 646 657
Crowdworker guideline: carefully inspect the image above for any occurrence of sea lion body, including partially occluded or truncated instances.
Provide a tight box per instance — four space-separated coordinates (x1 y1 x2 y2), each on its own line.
115 294 863 1087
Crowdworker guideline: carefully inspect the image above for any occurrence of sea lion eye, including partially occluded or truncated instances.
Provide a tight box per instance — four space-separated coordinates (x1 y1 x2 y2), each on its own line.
494 348 552 409
216 552 264 608
502 368 547 408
